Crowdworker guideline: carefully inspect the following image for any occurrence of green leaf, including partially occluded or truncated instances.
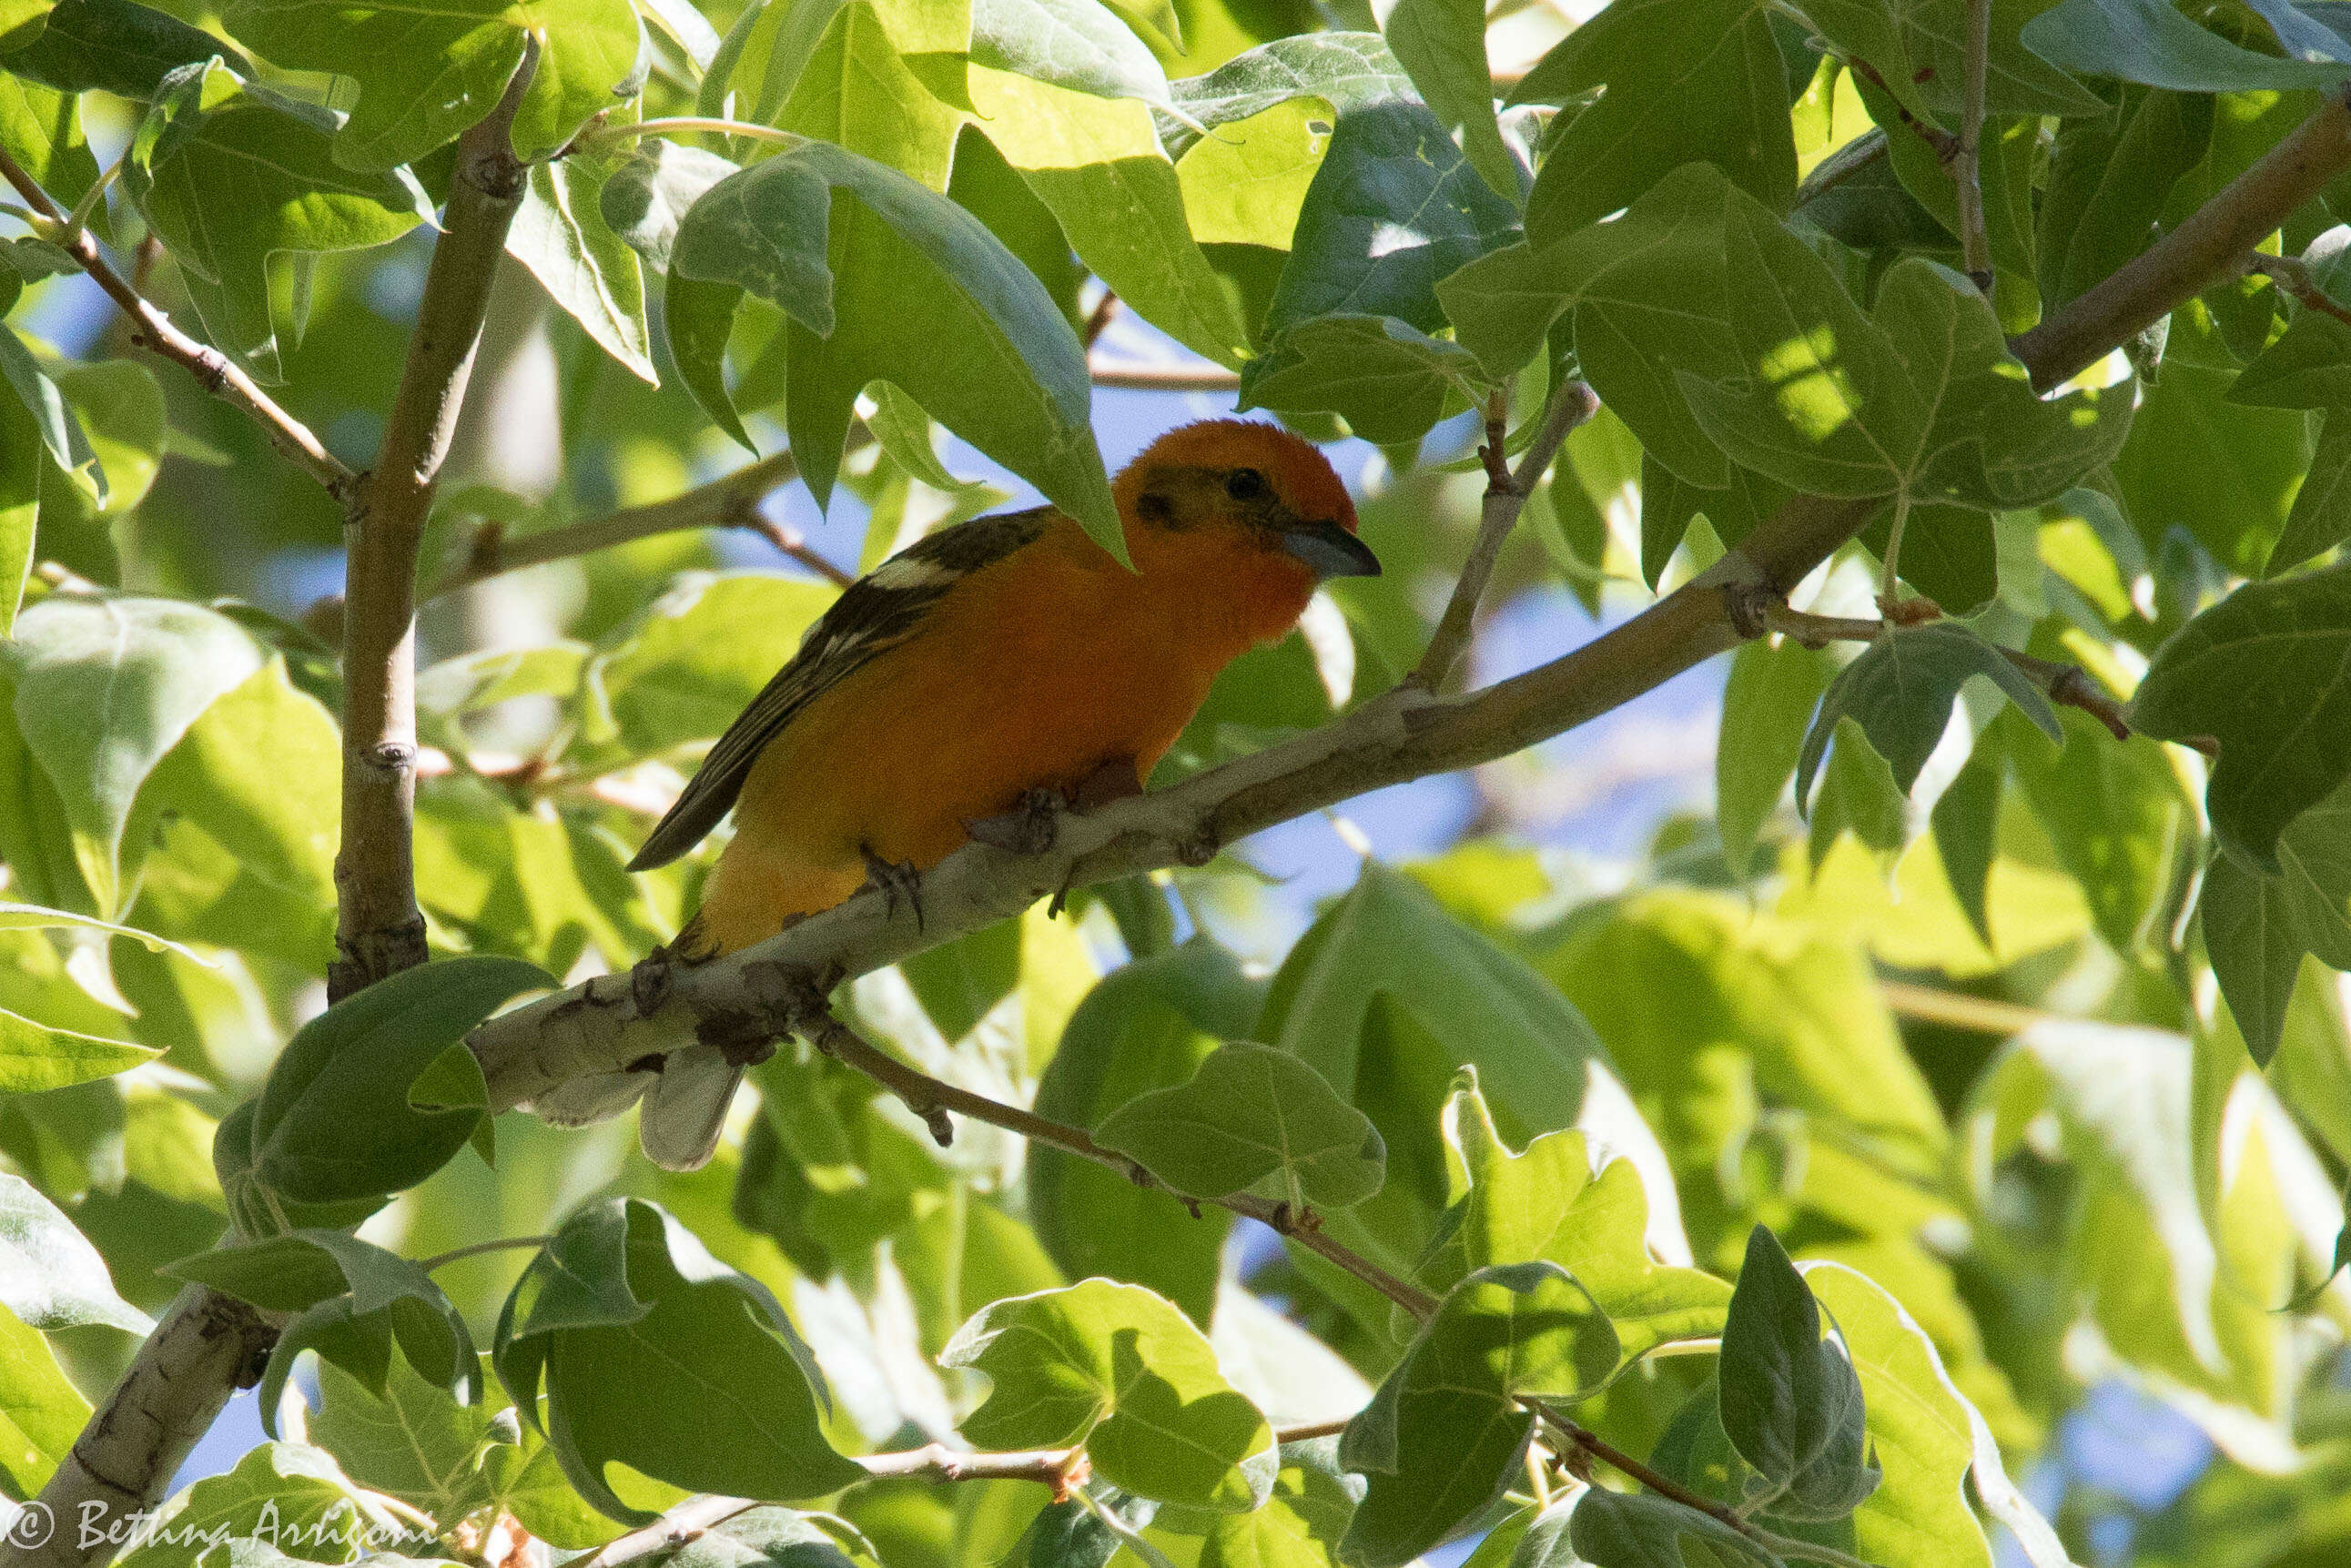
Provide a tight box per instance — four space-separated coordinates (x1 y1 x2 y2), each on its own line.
600 137 737 273
2204 850 2305 1067
0 319 99 502
1802 1262 2008 1568
0 1299 90 1497
510 135 655 383
1674 196 1925 499
2022 0 2351 94
5 0 254 96
2001 707 2192 959
219 0 644 171
1031 936 1259 1325
169 1230 481 1428
1515 0 1794 246
1259 862 1665 1334
1419 1079 1730 1363
0 594 262 916
1162 32 1414 159
2038 86 2214 315
1871 259 2133 510
941 1277 1278 1512
1718 637 1830 877
968 64 1250 369
0 1170 151 1331
1263 99 1520 342
1096 1041 1385 1210
309 1351 499 1523
1337 1263 1616 1568
1565 1490 1781 1568
140 653 341 912
0 1005 157 1093
1240 315 1488 447
1718 1226 1879 1522
2227 249 2351 574
496 1198 859 1522
122 62 432 382
1795 623 2059 806
669 137 1118 553
971 0 1173 111
1812 0 2103 117
581 572 835 761
1439 164 1739 484
668 1507 883 1568
1198 1437 1363 1568
1383 0 1518 203
251 955 551 1205
0 70 99 244
2131 561 2351 866
111 1441 408 1568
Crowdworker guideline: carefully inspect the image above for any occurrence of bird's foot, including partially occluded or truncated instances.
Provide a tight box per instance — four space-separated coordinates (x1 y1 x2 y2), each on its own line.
860 843 925 930
966 786 1067 855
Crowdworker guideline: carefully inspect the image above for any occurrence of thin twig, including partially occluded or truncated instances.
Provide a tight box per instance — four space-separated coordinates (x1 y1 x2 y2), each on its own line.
0 148 352 494
1083 290 1120 349
580 1422 1362 1568
416 1235 555 1271
1999 648 2133 741
1412 379 1599 691
1754 600 2133 739
2244 251 2351 328
1955 0 1994 295
1880 981 2052 1036
1086 360 1243 391
421 450 850 599
332 41 541 1001
1545 1414 1746 1533
774 983 1441 1319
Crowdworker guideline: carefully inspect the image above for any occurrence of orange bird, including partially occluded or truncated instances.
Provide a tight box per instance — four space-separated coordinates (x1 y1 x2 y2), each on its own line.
604 420 1375 1166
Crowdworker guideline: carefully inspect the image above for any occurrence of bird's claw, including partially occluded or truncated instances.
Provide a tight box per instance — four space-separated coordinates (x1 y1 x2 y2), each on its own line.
965 786 1065 855
860 844 926 929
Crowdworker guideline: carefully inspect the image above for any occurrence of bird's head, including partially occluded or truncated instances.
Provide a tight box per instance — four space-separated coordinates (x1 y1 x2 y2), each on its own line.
1113 420 1380 588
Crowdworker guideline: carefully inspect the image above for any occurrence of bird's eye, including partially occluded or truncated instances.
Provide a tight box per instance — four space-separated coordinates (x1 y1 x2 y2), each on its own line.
1226 468 1268 502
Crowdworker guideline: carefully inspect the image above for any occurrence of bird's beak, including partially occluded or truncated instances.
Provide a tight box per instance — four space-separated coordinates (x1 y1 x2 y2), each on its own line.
1279 519 1381 579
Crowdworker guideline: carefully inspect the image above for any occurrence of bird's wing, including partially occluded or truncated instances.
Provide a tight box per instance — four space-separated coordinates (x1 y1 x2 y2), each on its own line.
626 505 1058 871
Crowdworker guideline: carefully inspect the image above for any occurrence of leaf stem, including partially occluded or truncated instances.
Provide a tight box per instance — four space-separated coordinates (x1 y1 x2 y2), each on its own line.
1875 490 1911 612
416 1235 554 1271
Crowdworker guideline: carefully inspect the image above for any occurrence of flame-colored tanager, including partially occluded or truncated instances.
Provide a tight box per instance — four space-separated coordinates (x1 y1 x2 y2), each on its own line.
628 418 1377 949
600 420 1375 1166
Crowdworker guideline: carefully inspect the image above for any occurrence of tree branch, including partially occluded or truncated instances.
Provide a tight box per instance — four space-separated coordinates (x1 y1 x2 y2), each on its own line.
2012 83 2351 389
331 44 540 1001
420 450 851 600
0 149 353 495
1955 0 1994 295
5 1288 279 1568
1412 379 1597 692
768 982 1439 1318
